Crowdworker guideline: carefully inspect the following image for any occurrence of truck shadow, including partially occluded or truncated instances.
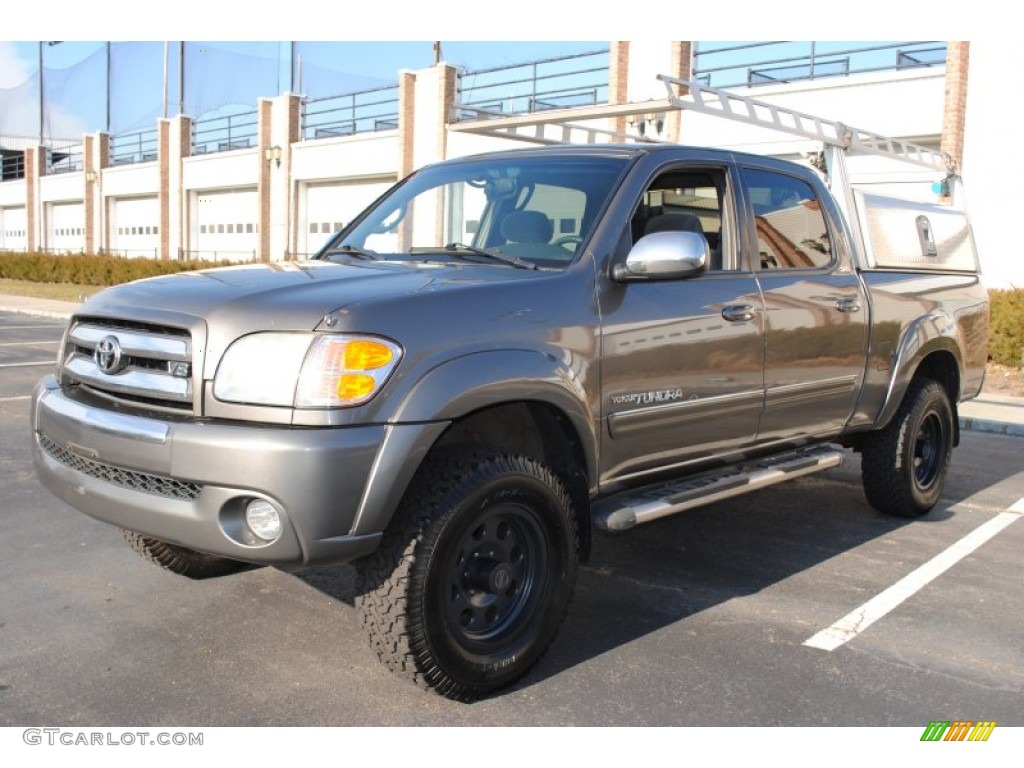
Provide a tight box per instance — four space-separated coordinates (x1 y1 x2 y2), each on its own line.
288 446 1013 702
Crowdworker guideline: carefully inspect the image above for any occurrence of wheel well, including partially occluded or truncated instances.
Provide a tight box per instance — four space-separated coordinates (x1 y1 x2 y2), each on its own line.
913 350 961 446
433 402 592 560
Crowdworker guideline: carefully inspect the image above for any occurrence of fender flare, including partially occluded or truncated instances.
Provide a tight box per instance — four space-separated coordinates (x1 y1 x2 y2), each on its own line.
875 311 963 430
350 350 598 537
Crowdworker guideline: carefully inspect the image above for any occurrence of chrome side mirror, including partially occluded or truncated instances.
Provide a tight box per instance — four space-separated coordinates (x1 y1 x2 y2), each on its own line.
612 230 709 282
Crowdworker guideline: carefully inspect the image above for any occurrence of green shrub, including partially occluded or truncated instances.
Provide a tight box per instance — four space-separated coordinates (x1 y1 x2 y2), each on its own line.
0 251 234 287
989 288 1024 368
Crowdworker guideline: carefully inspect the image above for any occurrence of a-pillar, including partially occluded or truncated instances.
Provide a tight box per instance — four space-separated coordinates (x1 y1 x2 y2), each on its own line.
258 93 301 262
24 146 45 252
84 132 109 255
159 116 192 260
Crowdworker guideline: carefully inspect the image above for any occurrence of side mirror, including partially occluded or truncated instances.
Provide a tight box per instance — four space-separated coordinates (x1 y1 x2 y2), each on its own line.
612 230 709 282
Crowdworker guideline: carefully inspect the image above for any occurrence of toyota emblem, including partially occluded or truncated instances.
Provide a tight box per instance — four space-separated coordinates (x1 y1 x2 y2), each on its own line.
94 335 124 375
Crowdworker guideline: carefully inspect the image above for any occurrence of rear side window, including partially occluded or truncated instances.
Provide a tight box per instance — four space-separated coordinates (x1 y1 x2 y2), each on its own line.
741 168 833 270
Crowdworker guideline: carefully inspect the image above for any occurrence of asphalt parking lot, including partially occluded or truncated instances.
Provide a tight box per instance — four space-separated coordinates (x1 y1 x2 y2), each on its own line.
1 309 1022 726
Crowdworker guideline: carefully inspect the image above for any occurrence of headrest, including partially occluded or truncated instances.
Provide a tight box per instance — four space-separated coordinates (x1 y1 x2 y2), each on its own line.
643 212 704 236
501 210 554 244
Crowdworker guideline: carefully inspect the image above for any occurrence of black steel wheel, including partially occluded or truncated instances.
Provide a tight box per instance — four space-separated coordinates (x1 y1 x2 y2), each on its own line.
861 378 954 517
356 449 579 701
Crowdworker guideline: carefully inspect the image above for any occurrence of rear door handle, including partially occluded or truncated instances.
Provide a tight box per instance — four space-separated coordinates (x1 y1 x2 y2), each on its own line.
721 304 755 322
836 298 861 313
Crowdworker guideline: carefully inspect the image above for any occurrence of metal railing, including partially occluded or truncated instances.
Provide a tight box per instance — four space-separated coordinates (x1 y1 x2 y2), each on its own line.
1 152 26 181
48 143 84 175
112 128 159 166
302 84 400 140
192 110 259 156
692 41 947 89
456 48 609 118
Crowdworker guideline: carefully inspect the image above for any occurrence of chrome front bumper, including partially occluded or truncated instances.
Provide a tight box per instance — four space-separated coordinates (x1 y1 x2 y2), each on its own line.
30 376 443 566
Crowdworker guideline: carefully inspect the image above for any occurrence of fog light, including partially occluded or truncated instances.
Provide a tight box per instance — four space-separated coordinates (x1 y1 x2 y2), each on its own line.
245 499 282 542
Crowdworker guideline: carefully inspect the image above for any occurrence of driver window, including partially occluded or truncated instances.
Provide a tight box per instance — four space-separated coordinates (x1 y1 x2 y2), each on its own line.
630 168 731 271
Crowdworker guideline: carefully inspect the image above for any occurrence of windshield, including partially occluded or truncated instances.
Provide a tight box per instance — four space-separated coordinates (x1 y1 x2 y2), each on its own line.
320 154 629 269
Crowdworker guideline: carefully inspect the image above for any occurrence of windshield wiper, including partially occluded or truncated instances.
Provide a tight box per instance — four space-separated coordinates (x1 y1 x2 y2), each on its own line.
321 243 380 261
444 242 538 270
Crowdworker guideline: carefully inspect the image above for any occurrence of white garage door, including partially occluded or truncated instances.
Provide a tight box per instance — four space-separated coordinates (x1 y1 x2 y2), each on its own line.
49 202 85 253
0 206 27 251
194 188 258 262
301 178 395 256
111 196 159 259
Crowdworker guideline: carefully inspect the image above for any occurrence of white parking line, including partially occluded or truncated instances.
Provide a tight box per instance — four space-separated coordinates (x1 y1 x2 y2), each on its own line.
804 500 1024 652
0 395 31 402
0 341 60 347
0 361 53 368
0 325 65 330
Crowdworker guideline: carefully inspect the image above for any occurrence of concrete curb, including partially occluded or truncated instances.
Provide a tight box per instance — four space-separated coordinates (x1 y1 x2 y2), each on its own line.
0 305 74 321
959 417 1024 438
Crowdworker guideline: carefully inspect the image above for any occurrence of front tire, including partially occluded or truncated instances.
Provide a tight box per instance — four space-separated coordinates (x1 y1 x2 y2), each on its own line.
861 378 954 517
355 449 579 701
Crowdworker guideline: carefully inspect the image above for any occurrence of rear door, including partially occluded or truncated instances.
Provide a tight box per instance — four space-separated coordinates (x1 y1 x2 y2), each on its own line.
738 164 868 441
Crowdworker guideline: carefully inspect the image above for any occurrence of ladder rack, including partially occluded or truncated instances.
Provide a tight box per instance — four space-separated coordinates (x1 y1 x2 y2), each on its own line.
657 74 955 173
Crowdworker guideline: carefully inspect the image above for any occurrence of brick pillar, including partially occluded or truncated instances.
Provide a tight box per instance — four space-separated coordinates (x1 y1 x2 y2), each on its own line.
437 63 458 161
257 98 273 262
665 42 693 142
83 133 109 255
397 70 416 179
24 146 45 252
159 116 191 260
259 94 301 262
608 41 630 138
158 120 170 259
941 42 970 171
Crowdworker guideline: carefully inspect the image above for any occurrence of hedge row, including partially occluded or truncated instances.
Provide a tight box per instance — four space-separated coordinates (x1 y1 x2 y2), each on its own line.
0 252 231 287
989 288 1024 368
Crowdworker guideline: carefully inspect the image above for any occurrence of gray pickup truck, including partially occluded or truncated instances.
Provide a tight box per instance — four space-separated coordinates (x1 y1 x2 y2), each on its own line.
31 134 988 700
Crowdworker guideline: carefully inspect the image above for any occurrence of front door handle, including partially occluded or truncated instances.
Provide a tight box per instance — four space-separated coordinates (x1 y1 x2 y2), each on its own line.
836 298 861 313
722 304 755 322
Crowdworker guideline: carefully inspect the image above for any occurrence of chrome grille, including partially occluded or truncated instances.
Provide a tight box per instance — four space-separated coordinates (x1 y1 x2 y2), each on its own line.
38 434 202 501
62 318 194 410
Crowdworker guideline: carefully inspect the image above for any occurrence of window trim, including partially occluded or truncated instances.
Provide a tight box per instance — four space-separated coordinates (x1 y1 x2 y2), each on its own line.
624 160 748 275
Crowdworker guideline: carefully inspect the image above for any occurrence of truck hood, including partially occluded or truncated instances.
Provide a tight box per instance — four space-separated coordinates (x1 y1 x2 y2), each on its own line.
77 260 484 332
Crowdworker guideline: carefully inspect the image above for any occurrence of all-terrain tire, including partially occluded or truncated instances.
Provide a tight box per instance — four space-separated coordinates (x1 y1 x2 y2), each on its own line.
355 448 579 701
122 530 252 579
861 378 954 517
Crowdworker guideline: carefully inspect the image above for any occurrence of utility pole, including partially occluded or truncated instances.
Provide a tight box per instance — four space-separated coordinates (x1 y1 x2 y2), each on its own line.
38 41 62 146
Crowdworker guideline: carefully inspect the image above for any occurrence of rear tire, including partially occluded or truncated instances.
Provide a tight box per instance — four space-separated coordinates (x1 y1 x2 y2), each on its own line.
861 378 954 517
122 530 252 579
355 449 579 701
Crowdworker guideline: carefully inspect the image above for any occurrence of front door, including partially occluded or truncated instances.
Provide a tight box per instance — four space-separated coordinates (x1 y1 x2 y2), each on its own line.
599 163 765 484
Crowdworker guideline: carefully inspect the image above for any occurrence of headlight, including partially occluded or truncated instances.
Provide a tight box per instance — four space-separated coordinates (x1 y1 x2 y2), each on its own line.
213 333 402 408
